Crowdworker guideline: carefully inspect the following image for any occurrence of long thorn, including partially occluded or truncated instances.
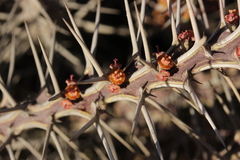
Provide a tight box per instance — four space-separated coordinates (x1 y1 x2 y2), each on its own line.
6 144 15 160
38 37 60 94
62 18 104 77
53 125 91 160
63 1 94 75
142 105 164 160
219 0 226 26
90 0 101 57
184 81 227 149
45 27 56 79
41 123 53 160
134 2 151 62
0 81 16 107
17 137 41 159
7 35 16 87
95 122 115 160
24 22 45 88
167 0 178 45
100 120 135 153
186 0 200 42
51 131 65 160
124 0 138 56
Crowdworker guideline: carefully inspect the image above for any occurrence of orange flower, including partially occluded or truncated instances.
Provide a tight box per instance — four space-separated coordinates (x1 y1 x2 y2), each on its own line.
157 54 174 70
109 69 126 85
64 75 81 100
65 85 81 100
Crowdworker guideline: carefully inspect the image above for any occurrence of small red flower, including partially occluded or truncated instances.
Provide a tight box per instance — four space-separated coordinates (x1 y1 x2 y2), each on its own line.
157 54 174 70
108 58 126 86
178 30 195 42
64 75 81 100
60 99 73 109
108 84 121 93
225 9 239 24
156 70 170 81
236 46 240 57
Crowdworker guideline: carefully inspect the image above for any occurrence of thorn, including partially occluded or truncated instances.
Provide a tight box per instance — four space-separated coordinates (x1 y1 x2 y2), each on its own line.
203 44 214 59
191 78 203 85
188 72 202 85
48 92 64 101
187 64 202 85
141 81 148 89
76 76 109 84
98 108 114 118
217 67 228 76
146 93 157 98
123 53 138 71
0 101 29 113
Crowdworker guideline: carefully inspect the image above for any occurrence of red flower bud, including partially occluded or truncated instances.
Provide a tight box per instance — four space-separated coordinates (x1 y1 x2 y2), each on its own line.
156 70 170 81
108 84 121 93
225 9 239 24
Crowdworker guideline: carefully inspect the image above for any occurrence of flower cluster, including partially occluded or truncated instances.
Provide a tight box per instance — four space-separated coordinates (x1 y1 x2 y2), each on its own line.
157 53 174 70
60 75 81 109
178 30 195 50
154 52 174 81
225 9 239 24
178 30 195 41
108 59 125 93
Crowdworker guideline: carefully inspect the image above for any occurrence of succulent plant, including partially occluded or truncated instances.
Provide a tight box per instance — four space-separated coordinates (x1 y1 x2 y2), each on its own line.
0 0 240 160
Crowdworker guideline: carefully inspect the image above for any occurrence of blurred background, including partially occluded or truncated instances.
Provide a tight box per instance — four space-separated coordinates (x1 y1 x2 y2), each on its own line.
0 0 240 159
